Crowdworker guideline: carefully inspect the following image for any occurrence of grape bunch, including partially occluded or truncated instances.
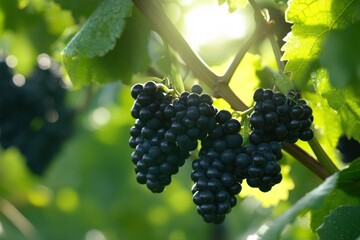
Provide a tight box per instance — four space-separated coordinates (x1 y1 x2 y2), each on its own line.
249 88 314 144
236 142 283 192
0 58 74 175
336 135 360 163
128 82 302 224
163 85 217 152
129 81 190 193
191 110 243 223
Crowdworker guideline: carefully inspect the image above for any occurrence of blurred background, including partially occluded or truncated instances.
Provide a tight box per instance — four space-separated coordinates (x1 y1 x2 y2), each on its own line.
0 0 328 239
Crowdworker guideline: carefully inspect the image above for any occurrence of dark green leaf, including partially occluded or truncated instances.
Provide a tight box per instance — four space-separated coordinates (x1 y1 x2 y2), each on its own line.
320 23 360 92
63 2 152 88
54 0 103 18
317 205 360 240
63 0 132 58
337 159 360 198
254 174 338 240
311 188 360 231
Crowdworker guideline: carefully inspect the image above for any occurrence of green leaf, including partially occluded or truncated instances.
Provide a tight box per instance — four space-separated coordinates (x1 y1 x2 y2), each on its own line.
54 0 103 18
317 205 360 240
337 159 360 198
311 189 360 231
63 5 151 88
254 174 338 240
320 23 360 92
63 0 132 58
312 69 360 141
311 160 360 232
282 0 360 88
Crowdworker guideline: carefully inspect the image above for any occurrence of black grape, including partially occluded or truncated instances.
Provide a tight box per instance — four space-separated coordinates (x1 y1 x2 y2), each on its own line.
129 81 189 193
249 88 314 144
164 84 217 152
240 142 283 192
191 110 243 223
336 135 360 163
0 57 74 175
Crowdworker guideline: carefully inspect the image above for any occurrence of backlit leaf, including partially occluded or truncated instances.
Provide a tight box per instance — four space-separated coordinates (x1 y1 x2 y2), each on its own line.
282 0 360 88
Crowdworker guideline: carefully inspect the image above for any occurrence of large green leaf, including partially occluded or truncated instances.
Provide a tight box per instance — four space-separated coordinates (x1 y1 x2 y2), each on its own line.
311 160 360 232
253 174 338 240
62 0 132 88
320 23 360 92
337 159 360 198
282 0 360 87
54 0 104 18
311 188 360 231
312 69 360 141
317 205 360 240
62 2 152 88
63 0 132 59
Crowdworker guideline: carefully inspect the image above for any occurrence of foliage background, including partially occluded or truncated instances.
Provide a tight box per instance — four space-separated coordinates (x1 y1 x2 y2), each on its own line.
0 0 359 239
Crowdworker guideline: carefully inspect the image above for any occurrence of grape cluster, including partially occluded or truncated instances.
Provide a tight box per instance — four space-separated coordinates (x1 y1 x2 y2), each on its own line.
129 81 189 193
163 85 217 151
336 135 360 163
191 110 243 223
0 58 74 174
249 88 314 144
236 142 282 192
128 83 302 224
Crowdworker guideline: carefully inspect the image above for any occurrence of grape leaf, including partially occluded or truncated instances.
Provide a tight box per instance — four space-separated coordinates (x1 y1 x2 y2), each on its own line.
253 173 338 240
312 69 360 142
282 0 360 88
317 205 360 240
311 160 360 232
337 159 360 198
311 188 360 231
63 0 132 59
62 1 152 88
320 23 360 92
54 0 103 18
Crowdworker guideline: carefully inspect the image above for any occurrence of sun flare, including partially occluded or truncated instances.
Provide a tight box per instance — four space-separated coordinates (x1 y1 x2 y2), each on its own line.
183 3 248 49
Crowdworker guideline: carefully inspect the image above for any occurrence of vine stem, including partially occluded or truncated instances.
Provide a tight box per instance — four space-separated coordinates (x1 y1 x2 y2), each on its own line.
222 25 267 85
308 138 339 174
248 0 285 73
282 143 330 180
0 198 36 238
132 0 248 110
132 0 331 180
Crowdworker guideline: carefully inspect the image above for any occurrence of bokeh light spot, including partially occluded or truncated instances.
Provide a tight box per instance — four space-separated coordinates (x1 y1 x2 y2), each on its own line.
28 185 52 207
12 74 26 87
56 187 78 213
147 206 169 225
85 229 107 240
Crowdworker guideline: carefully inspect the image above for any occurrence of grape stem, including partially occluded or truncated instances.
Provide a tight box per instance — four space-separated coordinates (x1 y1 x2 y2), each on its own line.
132 0 331 180
282 143 330 180
308 138 339 174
